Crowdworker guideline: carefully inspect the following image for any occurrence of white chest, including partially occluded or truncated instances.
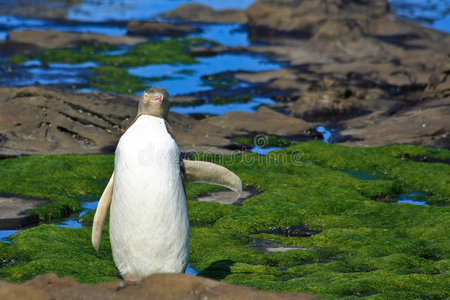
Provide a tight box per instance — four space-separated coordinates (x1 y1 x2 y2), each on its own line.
109 115 189 276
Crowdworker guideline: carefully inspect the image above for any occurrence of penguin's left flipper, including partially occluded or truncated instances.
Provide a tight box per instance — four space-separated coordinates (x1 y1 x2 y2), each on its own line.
91 172 114 251
182 160 242 193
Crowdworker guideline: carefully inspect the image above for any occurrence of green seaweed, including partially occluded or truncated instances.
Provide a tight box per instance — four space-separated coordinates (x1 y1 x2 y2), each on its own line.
201 74 239 89
211 95 251 105
8 54 28 64
0 142 449 299
27 39 197 67
88 66 148 94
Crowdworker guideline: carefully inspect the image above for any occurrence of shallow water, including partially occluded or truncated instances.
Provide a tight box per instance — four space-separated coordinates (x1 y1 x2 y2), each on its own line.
315 126 333 144
67 0 255 22
171 97 275 115
397 192 428 206
389 0 450 33
2 59 95 87
251 146 283 156
128 53 281 96
0 230 19 243
188 23 249 47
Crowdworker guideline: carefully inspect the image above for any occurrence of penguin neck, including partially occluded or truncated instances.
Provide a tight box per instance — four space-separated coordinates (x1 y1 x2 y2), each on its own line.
136 112 167 121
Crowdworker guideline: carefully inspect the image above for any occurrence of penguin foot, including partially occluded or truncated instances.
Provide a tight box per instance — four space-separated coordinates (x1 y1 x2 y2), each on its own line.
124 274 144 283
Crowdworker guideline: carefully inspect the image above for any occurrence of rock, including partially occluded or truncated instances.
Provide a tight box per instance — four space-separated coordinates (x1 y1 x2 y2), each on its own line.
127 21 197 37
424 55 450 99
0 86 137 156
6 30 146 51
0 195 50 230
0 273 320 300
246 0 389 36
337 97 450 148
0 87 315 156
290 87 369 122
0 0 81 19
160 4 247 24
199 106 312 136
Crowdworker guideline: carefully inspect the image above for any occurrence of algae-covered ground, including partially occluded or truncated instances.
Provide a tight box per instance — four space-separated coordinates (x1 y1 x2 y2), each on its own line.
0 141 449 299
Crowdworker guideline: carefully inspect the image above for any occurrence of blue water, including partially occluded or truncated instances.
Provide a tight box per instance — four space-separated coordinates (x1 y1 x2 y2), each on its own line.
128 54 281 96
185 264 199 275
251 146 282 156
0 230 20 243
316 126 333 143
171 97 275 115
389 0 450 33
66 0 256 22
1 61 94 86
397 192 428 206
189 23 249 47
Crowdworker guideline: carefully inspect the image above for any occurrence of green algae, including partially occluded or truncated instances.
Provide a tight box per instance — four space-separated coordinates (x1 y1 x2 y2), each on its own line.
0 142 449 299
88 66 148 94
26 40 196 67
233 135 292 148
0 154 113 221
211 95 251 105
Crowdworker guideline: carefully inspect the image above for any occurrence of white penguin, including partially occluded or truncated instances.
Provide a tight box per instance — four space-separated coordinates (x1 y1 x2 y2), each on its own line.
92 87 241 282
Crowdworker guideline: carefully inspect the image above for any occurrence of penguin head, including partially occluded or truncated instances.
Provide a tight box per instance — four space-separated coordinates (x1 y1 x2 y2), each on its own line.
137 87 170 119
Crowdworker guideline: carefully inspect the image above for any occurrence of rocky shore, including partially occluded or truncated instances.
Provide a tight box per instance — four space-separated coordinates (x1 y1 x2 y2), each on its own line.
0 0 449 299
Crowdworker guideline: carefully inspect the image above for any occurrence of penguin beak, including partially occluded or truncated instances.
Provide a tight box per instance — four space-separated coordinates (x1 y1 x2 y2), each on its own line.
150 93 164 104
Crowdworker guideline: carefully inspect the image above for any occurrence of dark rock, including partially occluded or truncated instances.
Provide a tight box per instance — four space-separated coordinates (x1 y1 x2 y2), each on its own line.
6 30 146 51
127 21 197 37
0 194 50 230
424 55 450 99
160 4 247 24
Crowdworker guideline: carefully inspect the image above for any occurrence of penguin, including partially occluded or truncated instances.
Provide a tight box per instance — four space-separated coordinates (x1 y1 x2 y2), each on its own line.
91 87 242 282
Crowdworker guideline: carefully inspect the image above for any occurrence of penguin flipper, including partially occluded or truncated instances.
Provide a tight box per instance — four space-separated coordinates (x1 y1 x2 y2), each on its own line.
91 173 114 251
182 160 242 193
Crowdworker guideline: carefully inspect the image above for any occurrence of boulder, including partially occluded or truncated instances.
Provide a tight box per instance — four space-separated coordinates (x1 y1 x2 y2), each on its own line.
127 21 197 37
160 4 247 24
424 55 450 99
6 30 146 51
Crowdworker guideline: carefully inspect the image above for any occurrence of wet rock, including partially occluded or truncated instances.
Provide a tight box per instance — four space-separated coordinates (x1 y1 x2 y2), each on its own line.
0 195 50 230
0 273 320 300
337 97 450 148
127 21 197 37
6 30 146 51
0 86 137 156
0 0 81 19
160 4 247 24
195 186 258 206
290 87 369 122
199 106 312 136
246 0 389 37
0 87 315 156
424 55 450 99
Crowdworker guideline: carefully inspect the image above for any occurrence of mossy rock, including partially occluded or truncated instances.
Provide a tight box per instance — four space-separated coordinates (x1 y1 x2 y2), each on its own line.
0 142 449 299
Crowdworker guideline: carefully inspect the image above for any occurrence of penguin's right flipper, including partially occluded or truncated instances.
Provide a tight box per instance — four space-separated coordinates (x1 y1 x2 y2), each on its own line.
183 160 242 193
91 173 114 251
